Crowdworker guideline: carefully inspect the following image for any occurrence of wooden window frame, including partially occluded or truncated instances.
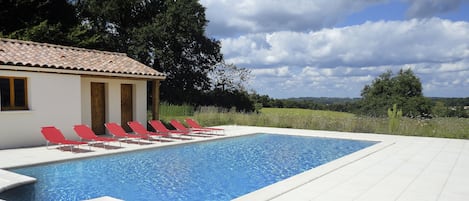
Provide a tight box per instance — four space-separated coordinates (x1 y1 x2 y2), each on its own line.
0 76 29 111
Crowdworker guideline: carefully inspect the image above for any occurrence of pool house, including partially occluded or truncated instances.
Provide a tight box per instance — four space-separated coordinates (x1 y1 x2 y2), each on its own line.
0 38 165 149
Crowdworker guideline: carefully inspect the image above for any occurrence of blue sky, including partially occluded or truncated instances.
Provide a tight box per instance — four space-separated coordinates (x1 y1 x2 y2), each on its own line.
200 0 469 98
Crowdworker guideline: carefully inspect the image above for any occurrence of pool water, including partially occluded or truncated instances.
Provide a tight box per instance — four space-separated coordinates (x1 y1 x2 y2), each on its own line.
0 134 376 201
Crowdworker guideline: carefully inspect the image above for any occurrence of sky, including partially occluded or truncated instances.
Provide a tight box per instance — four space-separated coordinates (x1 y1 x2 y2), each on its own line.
200 0 469 98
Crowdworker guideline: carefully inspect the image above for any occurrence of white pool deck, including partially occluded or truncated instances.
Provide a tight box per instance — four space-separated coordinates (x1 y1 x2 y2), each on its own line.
1 125 468 201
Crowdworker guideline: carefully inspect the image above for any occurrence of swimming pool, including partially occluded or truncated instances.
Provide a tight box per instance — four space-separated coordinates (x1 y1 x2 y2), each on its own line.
0 133 376 201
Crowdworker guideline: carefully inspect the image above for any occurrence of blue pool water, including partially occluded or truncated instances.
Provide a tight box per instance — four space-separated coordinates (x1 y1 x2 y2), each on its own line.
1 134 376 201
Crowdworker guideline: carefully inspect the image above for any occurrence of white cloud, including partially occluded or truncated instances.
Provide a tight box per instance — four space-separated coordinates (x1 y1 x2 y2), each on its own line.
437 60 469 72
222 18 469 69
201 0 385 37
301 66 321 77
249 65 384 98
404 0 469 18
252 66 291 77
423 79 469 97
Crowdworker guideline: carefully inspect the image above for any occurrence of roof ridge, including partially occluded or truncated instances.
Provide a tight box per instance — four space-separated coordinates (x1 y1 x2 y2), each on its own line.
0 38 127 56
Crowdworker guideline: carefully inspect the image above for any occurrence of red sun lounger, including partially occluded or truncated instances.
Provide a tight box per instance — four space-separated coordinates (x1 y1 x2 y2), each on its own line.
105 122 147 144
41 126 89 152
169 119 213 137
148 120 193 139
127 121 177 140
185 118 225 134
73 124 120 147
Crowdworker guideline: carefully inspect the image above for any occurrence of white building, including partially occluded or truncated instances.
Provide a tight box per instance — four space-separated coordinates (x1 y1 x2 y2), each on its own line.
0 38 165 149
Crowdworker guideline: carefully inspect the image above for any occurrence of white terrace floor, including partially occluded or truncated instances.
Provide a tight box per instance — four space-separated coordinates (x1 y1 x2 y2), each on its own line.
1 125 468 201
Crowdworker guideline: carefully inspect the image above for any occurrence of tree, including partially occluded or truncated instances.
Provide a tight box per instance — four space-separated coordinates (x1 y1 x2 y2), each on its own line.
0 0 100 47
249 93 276 108
196 62 255 111
203 89 254 112
432 101 448 117
1 0 76 34
146 0 222 104
359 69 432 117
210 62 251 92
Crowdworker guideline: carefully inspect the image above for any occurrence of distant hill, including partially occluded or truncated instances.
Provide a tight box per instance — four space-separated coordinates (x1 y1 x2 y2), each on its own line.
283 97 361 105
282 97 469 106
429 97 469 106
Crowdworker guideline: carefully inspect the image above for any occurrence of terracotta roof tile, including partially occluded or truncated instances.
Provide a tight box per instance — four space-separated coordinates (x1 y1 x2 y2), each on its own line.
0 38 165 79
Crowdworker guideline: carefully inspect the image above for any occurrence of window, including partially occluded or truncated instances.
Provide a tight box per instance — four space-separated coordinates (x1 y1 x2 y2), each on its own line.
0 76 28 111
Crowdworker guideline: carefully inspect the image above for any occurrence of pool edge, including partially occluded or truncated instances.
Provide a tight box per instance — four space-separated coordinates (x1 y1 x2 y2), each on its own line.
0 169 36 193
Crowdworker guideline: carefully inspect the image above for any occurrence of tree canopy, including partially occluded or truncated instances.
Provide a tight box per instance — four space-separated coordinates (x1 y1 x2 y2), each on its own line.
0 0 100 46
359 69 432 117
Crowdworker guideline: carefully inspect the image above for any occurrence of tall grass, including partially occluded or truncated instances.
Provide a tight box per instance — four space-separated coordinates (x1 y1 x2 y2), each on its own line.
158 105 468 139
191 107 469 139
159 102 194 119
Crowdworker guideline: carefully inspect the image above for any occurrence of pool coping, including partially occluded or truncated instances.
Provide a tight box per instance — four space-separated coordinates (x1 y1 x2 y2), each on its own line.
0 169 36 193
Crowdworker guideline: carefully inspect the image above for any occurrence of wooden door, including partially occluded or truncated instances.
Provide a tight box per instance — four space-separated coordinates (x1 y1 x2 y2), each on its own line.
91 82 106 135
121 84 133 132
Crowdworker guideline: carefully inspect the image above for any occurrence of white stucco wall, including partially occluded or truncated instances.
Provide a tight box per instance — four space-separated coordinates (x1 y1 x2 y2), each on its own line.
0 70 82 149
80 77 148 133
0 70 149 149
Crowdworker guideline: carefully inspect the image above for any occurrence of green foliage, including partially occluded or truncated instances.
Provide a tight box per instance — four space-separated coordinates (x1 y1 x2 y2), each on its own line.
0 0 101 47
446 106 469 118
431 97 469 107
360 69 432 117
253 103 263 113
430 99 469 118
249 93 279 108
6 20 64 41
1 0 77 33
387 104 403 133
202 89 255 112
247 93 361 113
160 102 194 118
432 101 448 117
